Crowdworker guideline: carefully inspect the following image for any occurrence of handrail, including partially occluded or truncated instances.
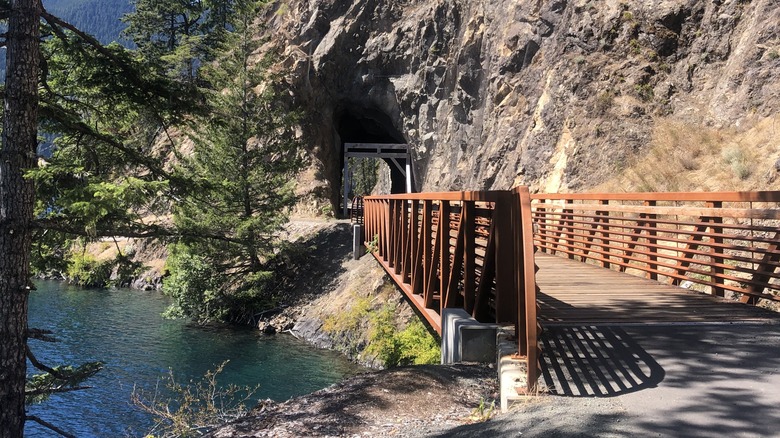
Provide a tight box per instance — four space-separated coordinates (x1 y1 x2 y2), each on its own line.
532 192 780 305
350 196 364 226
364 187 539 391
533 191 780 202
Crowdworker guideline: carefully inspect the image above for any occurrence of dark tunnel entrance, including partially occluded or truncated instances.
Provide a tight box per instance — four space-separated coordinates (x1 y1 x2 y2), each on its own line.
337 106 413 216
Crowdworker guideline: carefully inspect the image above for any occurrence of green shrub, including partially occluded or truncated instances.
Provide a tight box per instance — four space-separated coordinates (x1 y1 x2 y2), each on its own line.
66 253 113 288
162 243 225 322
162 243 276 324
392 319 441 366
367 305 441 367
322 294 372 334
634 83 654 101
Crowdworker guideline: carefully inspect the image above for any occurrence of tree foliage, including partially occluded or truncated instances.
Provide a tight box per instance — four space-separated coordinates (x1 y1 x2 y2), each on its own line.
123 0 243 82
164 0 303 323
2 0 303 434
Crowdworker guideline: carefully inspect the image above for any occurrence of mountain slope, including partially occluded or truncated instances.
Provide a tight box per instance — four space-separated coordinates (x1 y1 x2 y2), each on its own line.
44 0 133 43
259 0 779 203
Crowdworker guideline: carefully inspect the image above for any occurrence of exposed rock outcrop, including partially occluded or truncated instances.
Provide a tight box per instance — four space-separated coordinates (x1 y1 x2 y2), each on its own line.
261 0 779 204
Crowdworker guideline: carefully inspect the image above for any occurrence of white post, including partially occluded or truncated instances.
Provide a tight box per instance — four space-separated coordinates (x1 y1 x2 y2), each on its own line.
406 161 412 193
343 159 350 217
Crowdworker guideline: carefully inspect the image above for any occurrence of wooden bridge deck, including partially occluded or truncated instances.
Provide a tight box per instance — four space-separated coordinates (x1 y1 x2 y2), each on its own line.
536 253 780 325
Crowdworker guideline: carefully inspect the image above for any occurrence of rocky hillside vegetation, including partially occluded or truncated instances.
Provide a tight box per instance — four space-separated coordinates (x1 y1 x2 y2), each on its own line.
260 0 778 205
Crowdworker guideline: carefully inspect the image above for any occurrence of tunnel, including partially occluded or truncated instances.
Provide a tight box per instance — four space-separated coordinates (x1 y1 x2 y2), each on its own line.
336 105 410 200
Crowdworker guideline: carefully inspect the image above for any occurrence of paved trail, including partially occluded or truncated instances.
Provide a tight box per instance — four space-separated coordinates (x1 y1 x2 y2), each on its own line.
436 324 780 438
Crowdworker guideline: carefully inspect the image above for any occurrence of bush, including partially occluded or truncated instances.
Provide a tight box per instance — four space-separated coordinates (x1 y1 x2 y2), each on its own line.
162 243 274 324
367 304 440 367
721 145 752 180
66 253 113 288
132 361 258 438
392 320 441 366
162 243 225 322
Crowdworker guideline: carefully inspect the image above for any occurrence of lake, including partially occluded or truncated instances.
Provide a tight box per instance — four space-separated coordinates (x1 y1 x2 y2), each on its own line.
25 281 362 437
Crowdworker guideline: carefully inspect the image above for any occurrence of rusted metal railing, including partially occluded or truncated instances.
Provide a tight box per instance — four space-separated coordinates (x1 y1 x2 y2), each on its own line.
350 196 364 226
364 187 539 391
531 192 780 305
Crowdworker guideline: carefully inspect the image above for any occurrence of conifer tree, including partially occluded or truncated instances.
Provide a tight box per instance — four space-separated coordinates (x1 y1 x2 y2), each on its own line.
1 1 42 436
165 0 302 323
1 2 198 436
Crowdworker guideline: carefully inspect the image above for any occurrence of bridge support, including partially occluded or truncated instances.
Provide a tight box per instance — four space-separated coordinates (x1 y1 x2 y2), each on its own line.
352 224 363 260
441 309 498 364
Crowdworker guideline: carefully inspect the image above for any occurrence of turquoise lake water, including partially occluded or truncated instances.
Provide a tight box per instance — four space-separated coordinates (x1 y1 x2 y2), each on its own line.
25 281 362 437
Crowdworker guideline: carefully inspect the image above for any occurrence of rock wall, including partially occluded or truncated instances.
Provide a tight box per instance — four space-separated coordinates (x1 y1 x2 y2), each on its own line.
262 0 779 205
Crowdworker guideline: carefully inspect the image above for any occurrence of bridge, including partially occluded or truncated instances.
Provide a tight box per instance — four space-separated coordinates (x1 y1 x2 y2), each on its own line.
358 188 780 402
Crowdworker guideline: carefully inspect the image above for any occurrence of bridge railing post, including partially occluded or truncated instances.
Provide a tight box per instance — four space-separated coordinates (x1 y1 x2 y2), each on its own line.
645 200 658 280
513 186 539 392
493 192 517 324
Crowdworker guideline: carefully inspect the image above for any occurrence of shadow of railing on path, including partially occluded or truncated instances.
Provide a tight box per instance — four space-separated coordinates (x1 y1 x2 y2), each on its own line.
540 326 665 397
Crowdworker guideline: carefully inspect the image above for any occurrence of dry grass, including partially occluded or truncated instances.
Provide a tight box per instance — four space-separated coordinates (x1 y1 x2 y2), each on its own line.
85 240 123 262
598 115 780 192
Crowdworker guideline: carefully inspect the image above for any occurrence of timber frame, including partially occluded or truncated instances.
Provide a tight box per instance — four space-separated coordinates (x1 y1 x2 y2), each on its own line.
343 143 411 216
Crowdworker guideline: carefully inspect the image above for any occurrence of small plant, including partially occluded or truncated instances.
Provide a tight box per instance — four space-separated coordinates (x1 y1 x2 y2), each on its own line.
634 83 654 101
629 38 642 55
275 2 289 16
621 11 634 22
721 145 752 180
66 252 113 288
366 234 379 254
594 91 614 115
768 49 779 60
322 294 371 334
647 50 659 61
132 361 258 438
468 398 496 423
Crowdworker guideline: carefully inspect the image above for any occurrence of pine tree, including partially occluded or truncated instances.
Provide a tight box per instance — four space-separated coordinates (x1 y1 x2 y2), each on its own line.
165 0 302 323
0 2 198 435
0 0 41 434
123 0 242 82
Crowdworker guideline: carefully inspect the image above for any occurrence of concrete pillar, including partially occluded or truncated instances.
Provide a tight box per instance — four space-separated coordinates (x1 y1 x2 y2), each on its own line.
353 224 363 260
441 308 498 364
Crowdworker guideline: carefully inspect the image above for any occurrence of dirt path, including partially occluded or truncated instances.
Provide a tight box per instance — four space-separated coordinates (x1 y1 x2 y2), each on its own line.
205 364 498 437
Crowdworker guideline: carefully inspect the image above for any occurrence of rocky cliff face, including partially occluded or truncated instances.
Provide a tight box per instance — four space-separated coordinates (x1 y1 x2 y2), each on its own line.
262 0 779 204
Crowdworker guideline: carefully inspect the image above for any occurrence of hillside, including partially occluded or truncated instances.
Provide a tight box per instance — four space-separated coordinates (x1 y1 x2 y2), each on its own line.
258 0 779 205
44 0 133 44
0 1 132 81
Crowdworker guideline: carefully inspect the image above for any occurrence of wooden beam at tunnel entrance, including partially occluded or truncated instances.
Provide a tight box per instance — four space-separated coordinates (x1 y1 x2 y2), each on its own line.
343 143 411 216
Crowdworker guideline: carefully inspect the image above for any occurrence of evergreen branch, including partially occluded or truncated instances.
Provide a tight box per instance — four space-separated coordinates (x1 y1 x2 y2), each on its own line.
26 345 66 379
28 328 57 342
25 385 93 398
34 217 250 245
38 99 175 181
25 416 76 438
41 10 125 68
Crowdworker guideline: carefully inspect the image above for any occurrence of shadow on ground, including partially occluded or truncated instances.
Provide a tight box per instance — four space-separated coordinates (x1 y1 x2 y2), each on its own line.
539 326 665 397
271 222 353 305
434 324 780 437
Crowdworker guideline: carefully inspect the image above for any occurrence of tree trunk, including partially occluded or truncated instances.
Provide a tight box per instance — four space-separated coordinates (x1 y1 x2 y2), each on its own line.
0 0 41 437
